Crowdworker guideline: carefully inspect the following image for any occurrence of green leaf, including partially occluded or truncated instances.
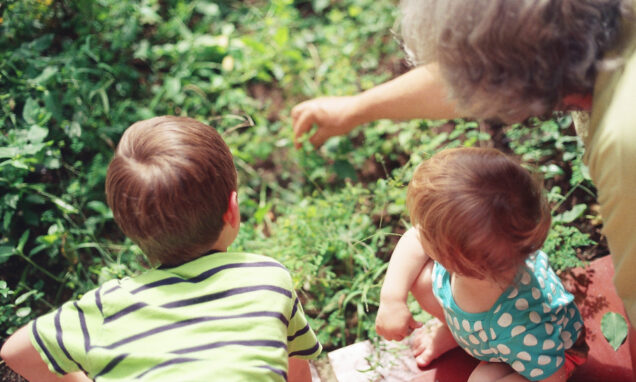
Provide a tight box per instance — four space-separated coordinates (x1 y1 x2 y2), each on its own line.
553 204 587 224
27 124 49 143
86 200 111 216
0 245 14 264
0 147 19 159
601 312 628 351
22 98 41 125
164 77 181 100
17 230 30 253
333 159 357 181
273 27 289 47
16 307 32 318
32 66 58 86
52 197 79 214
195 2 220 17
15 290 36 305
254 202 273 224
312 0 330 13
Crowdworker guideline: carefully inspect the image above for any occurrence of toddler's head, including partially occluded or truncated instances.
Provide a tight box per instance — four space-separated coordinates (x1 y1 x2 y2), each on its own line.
105 116 237 266
407 147 550 280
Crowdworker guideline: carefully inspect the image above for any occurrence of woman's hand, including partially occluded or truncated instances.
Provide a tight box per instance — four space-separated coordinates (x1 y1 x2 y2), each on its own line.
291 96 362 149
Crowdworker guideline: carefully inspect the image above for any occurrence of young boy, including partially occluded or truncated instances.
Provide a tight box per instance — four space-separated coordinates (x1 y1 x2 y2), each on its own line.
376 148 587 381
1 116 321 381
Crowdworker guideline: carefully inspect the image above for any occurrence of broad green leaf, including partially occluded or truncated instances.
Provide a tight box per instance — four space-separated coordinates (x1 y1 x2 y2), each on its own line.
601 312 628 351
164 77 181 99
195 2 220 17
4 193 19 209
9 159 29 170
17 230 30 253
32 66 58 86
86 200 111 216
254 202 273 224
0 147 19 158
273 27 289 47
312 0 329 13
27 124 49 143
52 197 79 214
22 142 47 156
139 5 161 24
22 98 41 125
28 34 54 53
15 290 36 305
333 159 358 181
16 307 32 318
0 245 14 264
554 204 587 224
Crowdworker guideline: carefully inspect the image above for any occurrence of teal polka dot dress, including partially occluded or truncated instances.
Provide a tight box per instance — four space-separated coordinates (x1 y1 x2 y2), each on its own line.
432 251 584 380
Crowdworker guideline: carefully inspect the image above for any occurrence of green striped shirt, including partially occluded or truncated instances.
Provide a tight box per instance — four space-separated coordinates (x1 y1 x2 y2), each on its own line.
30 252 321 381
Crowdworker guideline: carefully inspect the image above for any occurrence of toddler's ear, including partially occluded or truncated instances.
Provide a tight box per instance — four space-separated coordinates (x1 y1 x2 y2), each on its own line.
222 191 240 229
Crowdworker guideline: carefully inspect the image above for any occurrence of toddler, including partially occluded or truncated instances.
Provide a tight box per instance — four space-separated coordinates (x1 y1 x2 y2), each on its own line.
376 147 587 381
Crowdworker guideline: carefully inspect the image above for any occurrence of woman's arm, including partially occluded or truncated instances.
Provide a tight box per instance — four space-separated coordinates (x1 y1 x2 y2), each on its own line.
291 63 460 148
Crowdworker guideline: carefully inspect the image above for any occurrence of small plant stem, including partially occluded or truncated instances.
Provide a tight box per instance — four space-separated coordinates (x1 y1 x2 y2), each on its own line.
16 251 65 284
551 180 582 213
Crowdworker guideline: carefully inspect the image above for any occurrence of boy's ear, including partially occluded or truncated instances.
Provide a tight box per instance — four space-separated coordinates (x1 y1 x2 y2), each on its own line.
222 191 240 229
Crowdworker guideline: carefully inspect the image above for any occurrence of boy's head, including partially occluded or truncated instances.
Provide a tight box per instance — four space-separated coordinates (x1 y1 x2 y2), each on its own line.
407 147 550 280
105 116 237 266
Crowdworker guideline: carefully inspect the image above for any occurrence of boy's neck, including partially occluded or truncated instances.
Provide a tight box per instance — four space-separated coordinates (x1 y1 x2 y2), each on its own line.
210 222 239 253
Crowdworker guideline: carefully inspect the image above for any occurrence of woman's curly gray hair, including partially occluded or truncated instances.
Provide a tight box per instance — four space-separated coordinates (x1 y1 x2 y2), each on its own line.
400 0 632 122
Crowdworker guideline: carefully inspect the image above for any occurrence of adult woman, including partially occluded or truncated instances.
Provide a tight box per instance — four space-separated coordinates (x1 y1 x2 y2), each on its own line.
292 0 636 373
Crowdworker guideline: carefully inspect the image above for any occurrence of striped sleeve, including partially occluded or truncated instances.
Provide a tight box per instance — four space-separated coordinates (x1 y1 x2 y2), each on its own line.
286 289 321 359
29 288 102 376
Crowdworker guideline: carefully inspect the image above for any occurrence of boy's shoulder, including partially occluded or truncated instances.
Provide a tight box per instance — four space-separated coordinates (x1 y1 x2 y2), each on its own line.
193 251 289 272
133 251 292 286
224 251 286 265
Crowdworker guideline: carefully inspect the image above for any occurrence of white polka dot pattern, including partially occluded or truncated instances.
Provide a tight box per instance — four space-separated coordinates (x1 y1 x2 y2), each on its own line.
512 361 525 372
511 325 525 337
429 252 584 380
497 344 511 354
530 369 543 378
497 313 512 327
543 339 555 350
531 288 540 300
523 334 538 346
529 311 541 324
515 298 529 310
517 351 531 361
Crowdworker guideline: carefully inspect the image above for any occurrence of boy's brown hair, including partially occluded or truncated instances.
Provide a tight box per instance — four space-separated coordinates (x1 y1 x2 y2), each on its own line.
105 116 237 266
407 148 550 280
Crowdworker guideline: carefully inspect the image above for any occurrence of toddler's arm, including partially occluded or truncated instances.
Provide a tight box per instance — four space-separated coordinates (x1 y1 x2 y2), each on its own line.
376 227 429 341
1 324 91 382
